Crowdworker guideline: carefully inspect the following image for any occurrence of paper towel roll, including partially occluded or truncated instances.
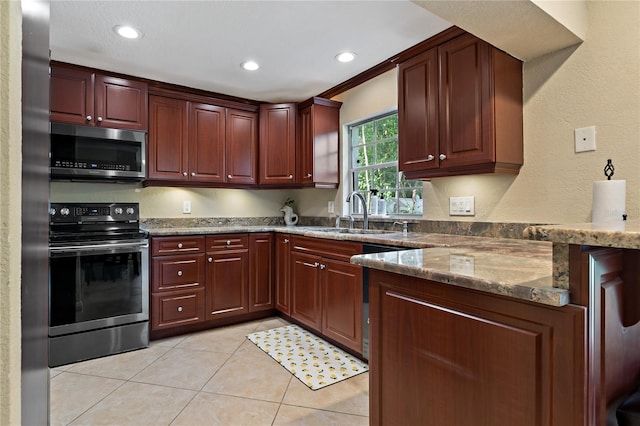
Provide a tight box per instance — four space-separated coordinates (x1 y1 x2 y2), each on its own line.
592 180 626 223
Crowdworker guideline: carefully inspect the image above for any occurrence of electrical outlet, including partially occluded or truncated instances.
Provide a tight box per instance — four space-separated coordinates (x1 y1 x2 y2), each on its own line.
575 126 596 152
328 201 335 214
449 196 475 216
183 200 191 214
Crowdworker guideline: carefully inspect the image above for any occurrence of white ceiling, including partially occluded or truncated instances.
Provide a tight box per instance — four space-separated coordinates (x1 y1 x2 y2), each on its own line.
49 1 452 103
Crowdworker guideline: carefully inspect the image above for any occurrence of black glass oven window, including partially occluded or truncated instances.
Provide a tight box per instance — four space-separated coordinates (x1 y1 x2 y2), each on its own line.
50 133 141 172
49 251 143 327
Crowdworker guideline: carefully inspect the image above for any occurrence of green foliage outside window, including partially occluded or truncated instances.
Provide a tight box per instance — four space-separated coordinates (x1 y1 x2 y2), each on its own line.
349 112 423 216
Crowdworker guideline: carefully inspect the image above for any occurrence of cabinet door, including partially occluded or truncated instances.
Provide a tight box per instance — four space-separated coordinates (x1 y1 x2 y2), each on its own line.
298 100 341 188
148 96 189 181
290 251 322 331
249 233 274 312
398 48 439 173
50 65 94 125
94 75 148 131
369 270 585 426
205 249 249 319
226 109 258 184
259 103 296 185
438 34 493 168
275 234 291 314
189 102 226 183
321 258 363 353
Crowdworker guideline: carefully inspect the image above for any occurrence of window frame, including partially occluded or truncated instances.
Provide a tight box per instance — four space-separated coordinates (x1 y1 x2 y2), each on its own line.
347 109 423 217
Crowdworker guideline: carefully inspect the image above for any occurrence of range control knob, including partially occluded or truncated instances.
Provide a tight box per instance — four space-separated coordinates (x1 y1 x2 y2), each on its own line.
60 208 70 216
126 207 135 215
49 208 56 216
114 207 123 215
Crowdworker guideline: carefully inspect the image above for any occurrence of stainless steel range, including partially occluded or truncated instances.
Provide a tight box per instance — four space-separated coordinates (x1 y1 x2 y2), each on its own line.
48 202 149 367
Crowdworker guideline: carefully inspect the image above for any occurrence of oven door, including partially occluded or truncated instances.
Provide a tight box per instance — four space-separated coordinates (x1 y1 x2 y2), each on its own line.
49 239 149 337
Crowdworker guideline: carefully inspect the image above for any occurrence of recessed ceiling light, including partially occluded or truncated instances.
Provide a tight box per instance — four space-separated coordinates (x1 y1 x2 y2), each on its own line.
336 51 357 63
241 61 260 71
114 25 142 40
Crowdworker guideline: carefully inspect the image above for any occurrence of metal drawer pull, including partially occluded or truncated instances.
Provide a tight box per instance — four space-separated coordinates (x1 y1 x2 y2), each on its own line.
86 115 92 121
177 271 183 276
284 238 289 243
182 172 187 176
227 174 232 179
177 306 183 312
177 243 183 248
191 172 195 176
426 154 435 161
320 264 326 270
303 262 319 268
305 173 312 178
288 175 293 179
208 257 212 262
439 154 447 160
97 116 103 122
226 240 231 246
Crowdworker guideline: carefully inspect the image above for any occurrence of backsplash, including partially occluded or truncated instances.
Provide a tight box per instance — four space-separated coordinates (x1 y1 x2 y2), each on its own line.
142 215 540 240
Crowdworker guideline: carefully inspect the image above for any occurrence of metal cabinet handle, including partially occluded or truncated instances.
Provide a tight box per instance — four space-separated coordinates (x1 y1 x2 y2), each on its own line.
177 243 183 249
191 172 195 176
227 174 232 179
439 154 447 160
303 262 319 268
177 306 183 312
320 264 326 270
97 116 103 122
284 238 289 243
208 257 212 262
226 240 231 246
177 271 183 276
182 172 187 176
426 154 435 161
86 115 92 121
288 175 293 179
305 173 312 178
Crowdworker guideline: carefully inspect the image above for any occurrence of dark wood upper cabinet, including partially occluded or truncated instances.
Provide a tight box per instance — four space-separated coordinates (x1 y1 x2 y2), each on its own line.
297 97 342 188
226 109 258 185
188 102 226 183
398 32 523 179
148 95 189 181
259 103 297 185
50 63 147 131
147 90 257 186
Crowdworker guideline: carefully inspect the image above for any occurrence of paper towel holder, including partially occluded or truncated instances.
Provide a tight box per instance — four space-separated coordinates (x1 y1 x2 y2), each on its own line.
604 159 614 180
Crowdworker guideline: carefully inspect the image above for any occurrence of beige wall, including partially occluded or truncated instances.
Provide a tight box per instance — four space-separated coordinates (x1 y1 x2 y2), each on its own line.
321 0 640 224
0 1 23 424
52 1 640 226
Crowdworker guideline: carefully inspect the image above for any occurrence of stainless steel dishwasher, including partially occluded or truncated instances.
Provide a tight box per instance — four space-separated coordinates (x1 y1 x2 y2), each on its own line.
362 243 400 360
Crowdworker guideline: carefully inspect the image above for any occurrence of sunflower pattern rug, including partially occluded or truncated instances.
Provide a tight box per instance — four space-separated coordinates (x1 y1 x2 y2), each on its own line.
246 324 369 390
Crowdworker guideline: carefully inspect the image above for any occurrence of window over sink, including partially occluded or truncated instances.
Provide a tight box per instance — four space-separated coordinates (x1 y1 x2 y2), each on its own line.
349 111 423 216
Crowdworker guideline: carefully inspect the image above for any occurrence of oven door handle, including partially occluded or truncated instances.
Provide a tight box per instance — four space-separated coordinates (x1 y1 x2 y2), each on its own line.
49 240 149 255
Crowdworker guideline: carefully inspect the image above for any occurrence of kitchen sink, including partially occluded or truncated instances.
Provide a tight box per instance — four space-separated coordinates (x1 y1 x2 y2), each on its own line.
306 227 397 235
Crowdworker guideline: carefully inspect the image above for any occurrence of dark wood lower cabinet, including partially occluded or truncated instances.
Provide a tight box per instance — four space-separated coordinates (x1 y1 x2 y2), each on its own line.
152 288 205 330
290 251 322 331
369 269 586 426
206 240 249 320
249 233 274 312
321 258 362 353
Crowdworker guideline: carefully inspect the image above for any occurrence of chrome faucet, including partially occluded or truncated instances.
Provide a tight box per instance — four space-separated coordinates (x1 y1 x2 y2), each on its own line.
346 191 368 229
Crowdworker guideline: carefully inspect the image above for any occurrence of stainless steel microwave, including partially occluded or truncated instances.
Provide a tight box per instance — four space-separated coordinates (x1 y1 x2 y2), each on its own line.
50 123 146 182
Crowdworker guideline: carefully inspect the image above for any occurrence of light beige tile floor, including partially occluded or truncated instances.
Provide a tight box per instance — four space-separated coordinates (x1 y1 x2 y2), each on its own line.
50 317 369 426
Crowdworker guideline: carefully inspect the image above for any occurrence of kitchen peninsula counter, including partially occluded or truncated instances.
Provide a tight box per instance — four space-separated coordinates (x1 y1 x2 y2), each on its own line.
144 224 564 307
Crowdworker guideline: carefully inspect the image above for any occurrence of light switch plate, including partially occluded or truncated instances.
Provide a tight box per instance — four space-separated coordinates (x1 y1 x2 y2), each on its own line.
575 126 596 152
183 200 192 214
328 201 334 214
449 196 475 216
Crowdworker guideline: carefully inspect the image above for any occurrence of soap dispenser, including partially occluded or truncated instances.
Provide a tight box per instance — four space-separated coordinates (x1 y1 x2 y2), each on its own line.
370 189 379 215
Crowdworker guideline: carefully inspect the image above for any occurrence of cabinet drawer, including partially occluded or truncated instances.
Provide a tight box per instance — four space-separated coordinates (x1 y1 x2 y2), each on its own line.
206 234 249 252
152 236 205 255
291 236 362 262
151 288 205 330
152 254 205 292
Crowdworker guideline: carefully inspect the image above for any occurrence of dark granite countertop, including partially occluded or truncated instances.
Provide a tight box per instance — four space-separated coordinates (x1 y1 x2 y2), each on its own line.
143 224 565 307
